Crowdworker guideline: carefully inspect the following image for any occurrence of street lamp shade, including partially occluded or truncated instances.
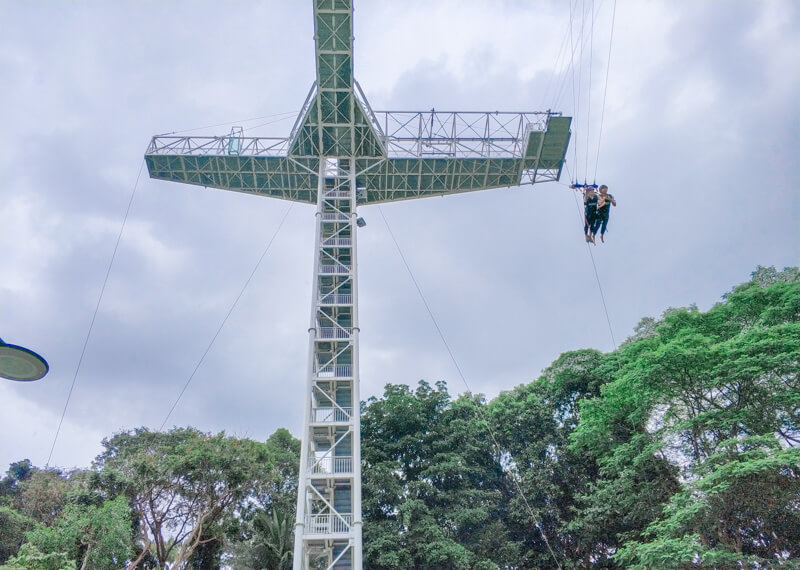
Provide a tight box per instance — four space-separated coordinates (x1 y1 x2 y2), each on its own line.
0 338 49 381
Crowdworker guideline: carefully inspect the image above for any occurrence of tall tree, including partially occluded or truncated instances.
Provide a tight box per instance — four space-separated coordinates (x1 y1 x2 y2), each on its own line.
570 267 799 566
614 436 800 568
0 543 76 570
13 469 70 527
0 507 33 565
487 348 616 568
228 428 300 570
22 496 133 570
95 427 282 569
361 381 513 569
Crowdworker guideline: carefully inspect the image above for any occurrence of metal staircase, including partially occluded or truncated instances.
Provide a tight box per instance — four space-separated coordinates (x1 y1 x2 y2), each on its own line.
294 157 362 569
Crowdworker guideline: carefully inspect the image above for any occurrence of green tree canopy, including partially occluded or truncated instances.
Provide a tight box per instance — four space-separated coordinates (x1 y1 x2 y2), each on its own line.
362 381 515 569
94 427 290 568
568 267 799 566
1 266 796 568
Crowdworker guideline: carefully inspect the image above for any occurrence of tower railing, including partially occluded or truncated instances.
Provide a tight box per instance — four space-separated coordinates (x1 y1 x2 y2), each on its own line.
304 514 352 535
314 364 353 378
317 327 352 340
322 237 352 247
320 293 353 305
146 135 290 157
313 407 352 423
309 456 354 474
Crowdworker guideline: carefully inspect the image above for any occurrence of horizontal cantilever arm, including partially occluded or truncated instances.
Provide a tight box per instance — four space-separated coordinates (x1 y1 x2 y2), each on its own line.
144 112 570 205
352 112 572 204
374 110 549 158
145 136 321 204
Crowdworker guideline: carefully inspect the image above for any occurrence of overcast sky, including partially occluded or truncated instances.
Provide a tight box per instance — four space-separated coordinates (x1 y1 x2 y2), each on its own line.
1 0 798 471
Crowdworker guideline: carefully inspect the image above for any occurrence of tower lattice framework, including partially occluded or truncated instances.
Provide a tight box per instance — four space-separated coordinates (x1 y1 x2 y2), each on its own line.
145 1 571 568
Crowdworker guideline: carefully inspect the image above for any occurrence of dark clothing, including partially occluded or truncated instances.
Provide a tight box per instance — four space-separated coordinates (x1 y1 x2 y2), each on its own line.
592 214 609 236
594 193 614 235
584 194 598 235
596 193 614 219
585 194 598 213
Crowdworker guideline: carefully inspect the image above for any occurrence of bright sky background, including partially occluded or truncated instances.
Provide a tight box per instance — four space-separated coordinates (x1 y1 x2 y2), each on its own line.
1 0 798 471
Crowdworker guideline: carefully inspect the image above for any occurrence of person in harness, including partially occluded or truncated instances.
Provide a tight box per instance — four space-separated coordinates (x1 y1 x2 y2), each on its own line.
592 185 616 243
576 184 599 243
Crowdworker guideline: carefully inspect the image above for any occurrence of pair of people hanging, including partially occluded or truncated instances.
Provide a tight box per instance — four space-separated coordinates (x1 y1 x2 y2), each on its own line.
572 183 616 244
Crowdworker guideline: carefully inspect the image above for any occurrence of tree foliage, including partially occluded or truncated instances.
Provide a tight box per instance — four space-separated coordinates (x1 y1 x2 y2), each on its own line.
94 427 294 569
568 266 800 566
1 266 797 568
361 381 515 569
23 496 133 570
0 543 76 570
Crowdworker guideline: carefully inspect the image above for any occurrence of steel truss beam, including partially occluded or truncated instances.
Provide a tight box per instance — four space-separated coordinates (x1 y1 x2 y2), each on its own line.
145 111 570 204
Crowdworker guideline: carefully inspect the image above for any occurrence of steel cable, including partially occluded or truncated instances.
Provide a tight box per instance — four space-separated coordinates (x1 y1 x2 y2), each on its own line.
593 0 618 181
585 0 596 180
156 110 298 137
46 161 145 467
158 203 294 431
377 206 564 570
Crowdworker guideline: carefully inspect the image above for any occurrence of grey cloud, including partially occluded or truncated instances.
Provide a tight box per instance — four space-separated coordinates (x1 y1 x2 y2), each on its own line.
1 0 797 470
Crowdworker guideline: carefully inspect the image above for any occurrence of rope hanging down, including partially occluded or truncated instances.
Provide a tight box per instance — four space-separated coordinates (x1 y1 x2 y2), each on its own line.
159 203 293 430
378 206 564 570
47 161 145 467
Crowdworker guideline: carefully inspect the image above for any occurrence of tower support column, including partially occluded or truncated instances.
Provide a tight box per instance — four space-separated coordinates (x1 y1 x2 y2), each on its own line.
294 157 362 570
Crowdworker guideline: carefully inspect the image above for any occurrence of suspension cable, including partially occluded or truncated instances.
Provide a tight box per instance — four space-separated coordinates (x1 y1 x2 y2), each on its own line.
593 0 618 181
577 0 587 180
551 0 592 112
242 113 301 134
46 161 145 467
559 0 615 185
538 3 577 113
568 0 581 177
584 0 595 180
156 110 298 137
158 203 294 430
377 206 563 569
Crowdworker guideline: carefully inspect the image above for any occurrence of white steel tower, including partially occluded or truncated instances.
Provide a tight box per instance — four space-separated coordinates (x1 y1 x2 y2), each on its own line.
145 1 571 568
